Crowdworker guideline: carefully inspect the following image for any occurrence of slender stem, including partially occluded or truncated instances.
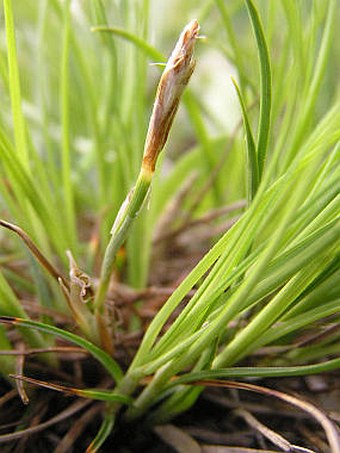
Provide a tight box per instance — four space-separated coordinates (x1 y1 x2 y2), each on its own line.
94 20 199 312
85 408 115 453
94 168 152 311
125 363 175 420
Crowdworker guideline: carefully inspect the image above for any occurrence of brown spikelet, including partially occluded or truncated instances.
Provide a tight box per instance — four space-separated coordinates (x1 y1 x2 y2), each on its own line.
142 19 199 172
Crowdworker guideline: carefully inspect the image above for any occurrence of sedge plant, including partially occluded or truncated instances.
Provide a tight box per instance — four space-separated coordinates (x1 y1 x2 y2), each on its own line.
0 0 339 451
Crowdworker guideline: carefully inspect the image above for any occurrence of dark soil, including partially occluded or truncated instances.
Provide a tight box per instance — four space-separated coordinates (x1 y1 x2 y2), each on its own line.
0 367 339 452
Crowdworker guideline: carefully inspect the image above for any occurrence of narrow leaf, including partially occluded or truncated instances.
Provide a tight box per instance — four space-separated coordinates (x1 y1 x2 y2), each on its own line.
86 410 115 453
10 375 132 404
245 0 272 178
3 0 29 167
0 317 123 383
168 358 340 385
60 0 77 248
231 77 258 201
91 26 164 62
0 219 67 287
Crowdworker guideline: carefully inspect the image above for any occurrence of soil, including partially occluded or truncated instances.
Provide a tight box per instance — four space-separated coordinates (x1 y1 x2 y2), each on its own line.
0 354 338 452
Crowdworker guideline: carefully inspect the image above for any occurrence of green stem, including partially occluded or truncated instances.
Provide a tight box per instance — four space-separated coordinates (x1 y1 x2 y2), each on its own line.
94 168 152 311
86 408 115 453
125 363 174 420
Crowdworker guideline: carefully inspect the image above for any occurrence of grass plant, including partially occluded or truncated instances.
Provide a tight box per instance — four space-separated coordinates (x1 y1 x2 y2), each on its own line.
0 0 339 451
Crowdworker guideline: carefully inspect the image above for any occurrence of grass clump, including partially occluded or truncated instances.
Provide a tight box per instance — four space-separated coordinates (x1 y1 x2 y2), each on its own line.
0 0 339 451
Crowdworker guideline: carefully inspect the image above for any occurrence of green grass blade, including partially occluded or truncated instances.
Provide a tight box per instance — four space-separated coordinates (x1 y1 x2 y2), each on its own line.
288 0 336 159
0 326 15 375
60 0 76 249
131 225 237 367
183 93 224 203
214 246 337 367
0 128 69 258
0 317 123 383
75 389 131 404
254 299 340 350
9 374 132 404
244 219 340 309
0 272 46 349
215 0 247 92
3 0 29 167
90 0 117 51
231 77 258 201
245 0 272 179
168 358 340 385
86 410 115 453
92 26 164 62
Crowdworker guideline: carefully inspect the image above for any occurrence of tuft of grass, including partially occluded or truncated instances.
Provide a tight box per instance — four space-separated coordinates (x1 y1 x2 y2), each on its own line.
0 0 339 450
